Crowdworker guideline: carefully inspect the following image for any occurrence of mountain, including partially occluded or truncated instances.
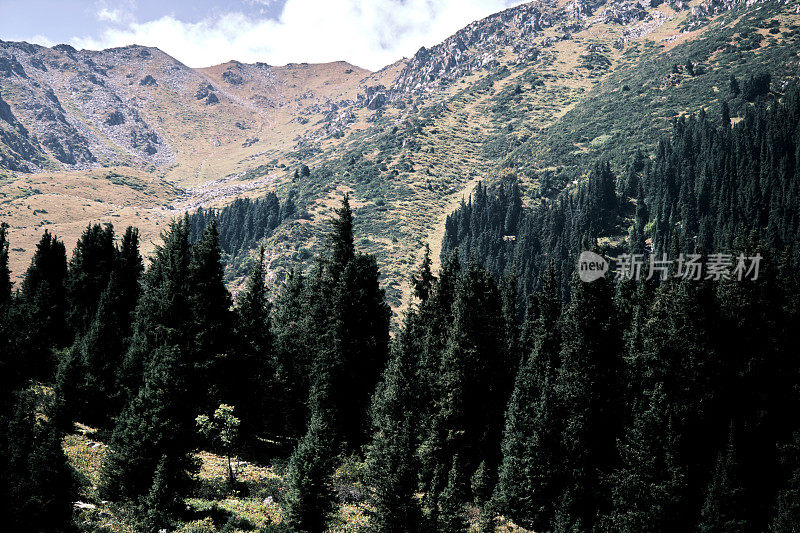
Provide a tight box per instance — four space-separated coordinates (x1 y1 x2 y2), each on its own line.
0 0 798 310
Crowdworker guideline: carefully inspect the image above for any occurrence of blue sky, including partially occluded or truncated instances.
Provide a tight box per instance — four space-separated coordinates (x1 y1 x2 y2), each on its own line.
0 0 527 70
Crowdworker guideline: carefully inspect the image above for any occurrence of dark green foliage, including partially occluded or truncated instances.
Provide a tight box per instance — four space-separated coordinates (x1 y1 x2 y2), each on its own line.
67 223 116 335
0 221 10 307
1 390 75 533
554 273 623 529
20 230 69 366
100 344 197 504
230 246 274 438
437 458 468 533
771 430 800 532
608 384 686 532
284 411 336 533
494 264 562 530
187 191 295 257
363 318 423 533
742 72 771 101
272 268 315 439
188 219 234 409
699 426 748 533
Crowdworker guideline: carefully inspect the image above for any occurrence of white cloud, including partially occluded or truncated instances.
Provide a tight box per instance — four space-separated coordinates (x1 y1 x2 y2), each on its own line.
27 34 56 48
97 8 124 23
70 0 528 71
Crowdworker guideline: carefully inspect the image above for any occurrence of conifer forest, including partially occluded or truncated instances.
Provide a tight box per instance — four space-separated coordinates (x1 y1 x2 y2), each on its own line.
3 1 800 532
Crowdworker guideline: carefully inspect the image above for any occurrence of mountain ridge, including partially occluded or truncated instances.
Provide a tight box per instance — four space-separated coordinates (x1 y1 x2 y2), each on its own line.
0 0 797 313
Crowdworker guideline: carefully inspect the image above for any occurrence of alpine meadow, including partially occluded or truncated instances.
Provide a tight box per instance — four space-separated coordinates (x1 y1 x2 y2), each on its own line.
3 0 800 531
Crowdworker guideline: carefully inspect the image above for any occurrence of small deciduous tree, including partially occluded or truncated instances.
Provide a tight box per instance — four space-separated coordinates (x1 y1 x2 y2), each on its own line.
196 404 241 485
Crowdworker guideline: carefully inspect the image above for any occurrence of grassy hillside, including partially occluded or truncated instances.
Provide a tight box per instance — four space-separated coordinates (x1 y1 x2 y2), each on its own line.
1 0 798 318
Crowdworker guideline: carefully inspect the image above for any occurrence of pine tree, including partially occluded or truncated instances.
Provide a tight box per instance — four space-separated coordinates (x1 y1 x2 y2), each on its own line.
137 455 177 533
771 430 800 532
0 221 10 307
55 272 131 428
66 223 116 335
2 390 75 533
608 384 686 532
285 410 336 533
19 230 69 366
308 195 390 448
230 246 274 438
494 263 562 530
698 425 747 533
412 244 436 303
555 271 622 529
100 344 196 503
438 457 468 533
272 268 314 438
363 320 423 533
118 220 192 401
189 218 233 409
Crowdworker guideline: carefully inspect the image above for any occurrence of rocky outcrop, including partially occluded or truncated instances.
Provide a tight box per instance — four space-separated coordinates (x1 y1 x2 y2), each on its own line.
390 2 546 96
195 82 214 100
685 0 773 29
104 110 125 125
0 41 177 170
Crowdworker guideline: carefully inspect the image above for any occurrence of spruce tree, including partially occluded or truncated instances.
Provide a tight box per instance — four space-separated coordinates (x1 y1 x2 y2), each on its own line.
494 263 562 530
771 430 800 532
100 344 196 504
19 230 69 367
285 410 336 533
231 246 274 438
555 270 622 529
272 268 314 438
66 223 116 335
2 390 75 533
119 220 192 401
0 221 10 307
188 218 233 409
698 425 747 533
438 457 468 533
364 319 423 533
608 384 686 532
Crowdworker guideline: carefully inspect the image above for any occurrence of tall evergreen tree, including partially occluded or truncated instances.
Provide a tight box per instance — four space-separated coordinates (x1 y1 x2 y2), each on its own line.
188 218 233 409
698 425 747 533
494 263 562 530
20 230 69 358
554 270 622 529
285 410 336 533
363 317 423 533
2 390 75 533
66 223 116 335
230 246 274 437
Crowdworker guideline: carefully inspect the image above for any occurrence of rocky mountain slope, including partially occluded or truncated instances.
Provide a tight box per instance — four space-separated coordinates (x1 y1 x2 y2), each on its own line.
1 0 798 310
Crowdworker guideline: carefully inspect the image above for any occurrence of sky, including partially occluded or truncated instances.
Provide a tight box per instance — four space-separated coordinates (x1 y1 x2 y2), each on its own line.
0 0 529 71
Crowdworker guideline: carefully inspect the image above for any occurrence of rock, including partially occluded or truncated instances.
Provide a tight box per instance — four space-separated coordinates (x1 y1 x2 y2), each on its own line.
205 93 219 105
195 83 213 100
242 137 258 147
0 54 28 78
263 496 274 505
139 74 157 87
222 70 244 85
367 92 386 110
53 44 77 54
104 110 125 126
74 501 96 510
